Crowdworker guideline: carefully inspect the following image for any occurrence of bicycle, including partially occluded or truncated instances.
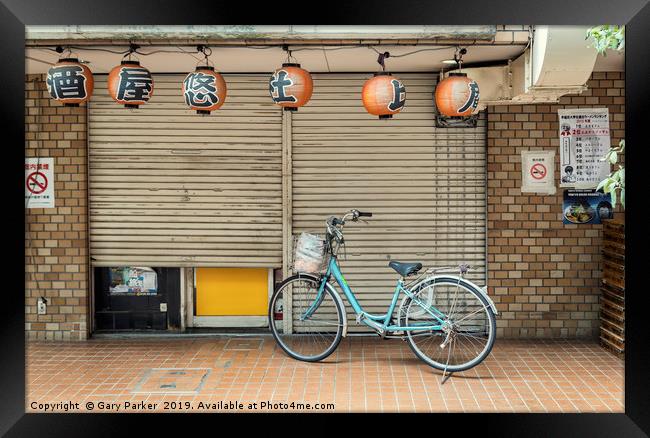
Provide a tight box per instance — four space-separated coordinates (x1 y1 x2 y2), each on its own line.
268 209 498 375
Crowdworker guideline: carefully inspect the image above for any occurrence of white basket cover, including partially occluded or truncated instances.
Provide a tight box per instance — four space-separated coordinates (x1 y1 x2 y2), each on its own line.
293 232 326 274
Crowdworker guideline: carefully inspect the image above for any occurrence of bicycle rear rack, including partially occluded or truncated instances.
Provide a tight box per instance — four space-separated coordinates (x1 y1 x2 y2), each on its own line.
404 265 460 289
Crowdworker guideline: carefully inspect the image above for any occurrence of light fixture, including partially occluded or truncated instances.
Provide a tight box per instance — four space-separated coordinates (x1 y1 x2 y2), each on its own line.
107 44 154 108
46 48 94 107
269 46 313 111
183 45 227 115
361 51 406 119
434 47 480 117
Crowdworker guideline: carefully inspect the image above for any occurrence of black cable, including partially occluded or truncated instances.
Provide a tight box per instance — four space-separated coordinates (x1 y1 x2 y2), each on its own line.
42 46 130 55
369 45 456 57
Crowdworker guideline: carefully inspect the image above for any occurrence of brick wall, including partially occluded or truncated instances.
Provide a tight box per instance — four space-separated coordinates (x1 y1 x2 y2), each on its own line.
23 70 624 341
487 71 625 338
25 74 89 340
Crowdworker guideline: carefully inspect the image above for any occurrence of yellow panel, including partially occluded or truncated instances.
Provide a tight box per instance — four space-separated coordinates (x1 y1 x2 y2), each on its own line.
196 268 268 316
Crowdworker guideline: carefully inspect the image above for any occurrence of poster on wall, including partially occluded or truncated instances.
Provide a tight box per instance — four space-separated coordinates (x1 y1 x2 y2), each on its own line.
563 189 613 225
109 267 158 295
521 150 556 194
558 108 611 188
25 158 55 208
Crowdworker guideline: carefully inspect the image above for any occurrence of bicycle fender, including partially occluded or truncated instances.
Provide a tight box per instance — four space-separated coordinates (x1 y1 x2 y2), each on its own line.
402 276 499 316
468 281 499 316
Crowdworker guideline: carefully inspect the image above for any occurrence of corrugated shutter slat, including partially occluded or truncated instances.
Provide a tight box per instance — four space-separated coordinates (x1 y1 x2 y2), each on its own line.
291 73 486 330
89 74 283 267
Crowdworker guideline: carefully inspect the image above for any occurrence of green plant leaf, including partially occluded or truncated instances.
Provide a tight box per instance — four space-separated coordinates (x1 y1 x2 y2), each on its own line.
611 187 618 209
619 167 625 186
603 179 615 194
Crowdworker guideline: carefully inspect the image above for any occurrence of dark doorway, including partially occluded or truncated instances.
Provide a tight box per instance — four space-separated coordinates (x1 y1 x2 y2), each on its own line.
93 267 181 331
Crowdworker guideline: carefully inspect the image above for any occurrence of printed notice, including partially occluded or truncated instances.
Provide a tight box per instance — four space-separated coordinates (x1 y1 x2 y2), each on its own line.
25 157 55 208
521 150 556 194
558 108 611 188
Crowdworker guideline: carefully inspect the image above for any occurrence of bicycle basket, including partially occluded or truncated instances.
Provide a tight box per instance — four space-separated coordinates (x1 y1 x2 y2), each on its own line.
291 232 330 274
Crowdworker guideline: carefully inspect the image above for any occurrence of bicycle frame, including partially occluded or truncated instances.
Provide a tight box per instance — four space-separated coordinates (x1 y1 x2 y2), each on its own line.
302 256 447 333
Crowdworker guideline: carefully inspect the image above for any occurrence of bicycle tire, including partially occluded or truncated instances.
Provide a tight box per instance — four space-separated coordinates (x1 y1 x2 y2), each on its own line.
399 276 497 373
269 274 344 362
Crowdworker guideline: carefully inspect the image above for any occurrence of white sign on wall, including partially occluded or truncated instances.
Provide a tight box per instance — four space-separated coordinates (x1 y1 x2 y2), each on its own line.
25 157 55 209
521 150 556 195
558 108 611 188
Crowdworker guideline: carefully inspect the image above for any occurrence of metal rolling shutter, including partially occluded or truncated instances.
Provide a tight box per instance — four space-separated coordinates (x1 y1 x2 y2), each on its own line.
88 74 283 267
291 73 486 329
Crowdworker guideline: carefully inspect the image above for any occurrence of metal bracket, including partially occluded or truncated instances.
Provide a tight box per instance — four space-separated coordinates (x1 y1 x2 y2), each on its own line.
435 113 479 128
459 263 471 276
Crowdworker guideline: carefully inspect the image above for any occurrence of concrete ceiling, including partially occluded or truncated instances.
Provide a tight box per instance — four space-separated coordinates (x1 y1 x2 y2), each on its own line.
592 49 625 72
27 44 527 74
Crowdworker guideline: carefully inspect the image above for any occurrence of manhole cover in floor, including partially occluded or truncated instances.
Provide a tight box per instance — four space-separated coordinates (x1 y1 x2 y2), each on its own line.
223 338 264 351
132 368 211 394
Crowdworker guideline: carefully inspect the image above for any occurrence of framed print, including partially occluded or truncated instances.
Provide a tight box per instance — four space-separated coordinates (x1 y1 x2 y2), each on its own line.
3 0 649 435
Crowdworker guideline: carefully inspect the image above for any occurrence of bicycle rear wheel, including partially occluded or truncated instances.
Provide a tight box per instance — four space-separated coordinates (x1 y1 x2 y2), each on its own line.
400 277 496 373
269 274 344 362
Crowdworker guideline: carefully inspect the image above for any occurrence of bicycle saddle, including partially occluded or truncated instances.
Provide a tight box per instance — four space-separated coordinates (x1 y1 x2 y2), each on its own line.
388 261 423 277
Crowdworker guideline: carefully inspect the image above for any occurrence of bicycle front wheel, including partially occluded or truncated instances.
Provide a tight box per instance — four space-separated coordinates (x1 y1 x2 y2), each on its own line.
400 276 496 373
269 274 344 362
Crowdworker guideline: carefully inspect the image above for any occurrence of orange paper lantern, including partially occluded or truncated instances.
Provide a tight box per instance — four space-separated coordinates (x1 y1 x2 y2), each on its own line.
269 63 313 111
46 58 94 106
435 73 479 117
108 60 154 108
361 72 406 119
183 66 227 114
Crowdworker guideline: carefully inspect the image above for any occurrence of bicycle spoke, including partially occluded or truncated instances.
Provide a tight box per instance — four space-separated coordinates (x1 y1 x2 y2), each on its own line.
404 279 494 372
454 307 485 324
271 277 343 361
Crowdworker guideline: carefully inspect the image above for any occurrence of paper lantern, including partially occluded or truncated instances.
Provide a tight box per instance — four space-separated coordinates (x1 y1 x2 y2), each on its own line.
361 72 406 119
108 60 154 108
46 58 94 106
183 66 227 114
435 72 479 117
269 63 313 111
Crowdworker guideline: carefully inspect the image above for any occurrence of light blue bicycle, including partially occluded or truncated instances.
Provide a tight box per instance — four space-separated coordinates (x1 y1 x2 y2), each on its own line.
269 209 498 374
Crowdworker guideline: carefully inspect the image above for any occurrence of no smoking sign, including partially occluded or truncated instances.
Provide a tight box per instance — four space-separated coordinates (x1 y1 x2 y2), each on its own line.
521 150 556 195
26 171 48 194
530 163 547 180
25 158 55 208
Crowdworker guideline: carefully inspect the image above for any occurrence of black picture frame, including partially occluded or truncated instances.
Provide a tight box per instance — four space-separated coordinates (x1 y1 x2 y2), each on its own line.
3 0 649 435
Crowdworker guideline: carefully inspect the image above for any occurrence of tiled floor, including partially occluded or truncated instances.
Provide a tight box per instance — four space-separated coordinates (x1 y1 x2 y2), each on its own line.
26 336 624 413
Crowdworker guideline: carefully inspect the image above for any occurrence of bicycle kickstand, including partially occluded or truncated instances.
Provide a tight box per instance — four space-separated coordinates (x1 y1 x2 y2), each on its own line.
441 369 453 385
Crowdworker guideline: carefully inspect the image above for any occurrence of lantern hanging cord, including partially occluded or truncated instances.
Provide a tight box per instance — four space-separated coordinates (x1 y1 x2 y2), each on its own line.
453 47 468 71
122 43 141 62
196 45 215 68
377 51 390 71
282 44 298 64
51 45 83 59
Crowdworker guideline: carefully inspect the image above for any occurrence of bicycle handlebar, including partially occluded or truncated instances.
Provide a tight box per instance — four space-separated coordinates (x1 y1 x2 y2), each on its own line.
326 210 374 247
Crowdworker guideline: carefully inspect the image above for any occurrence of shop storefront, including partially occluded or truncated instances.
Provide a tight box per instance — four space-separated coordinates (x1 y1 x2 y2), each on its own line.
85 71 487 332
24 25 624 340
